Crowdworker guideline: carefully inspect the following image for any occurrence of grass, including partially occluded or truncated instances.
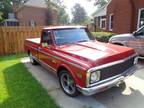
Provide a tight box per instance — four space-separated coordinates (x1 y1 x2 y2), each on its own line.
0 54 60 108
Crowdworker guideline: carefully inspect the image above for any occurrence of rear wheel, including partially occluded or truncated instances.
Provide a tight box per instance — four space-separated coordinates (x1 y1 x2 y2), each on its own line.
59 70 79 97
29 52 38 65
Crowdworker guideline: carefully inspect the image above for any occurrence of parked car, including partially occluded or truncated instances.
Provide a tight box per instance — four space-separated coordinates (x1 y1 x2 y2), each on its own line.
24 26 138 97
109 26 144 58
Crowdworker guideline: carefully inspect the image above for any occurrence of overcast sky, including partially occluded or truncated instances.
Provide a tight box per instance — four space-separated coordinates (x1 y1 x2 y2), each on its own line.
63 0 97 19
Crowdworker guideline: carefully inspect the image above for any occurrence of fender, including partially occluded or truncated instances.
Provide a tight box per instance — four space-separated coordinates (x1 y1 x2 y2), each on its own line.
57 63 77 79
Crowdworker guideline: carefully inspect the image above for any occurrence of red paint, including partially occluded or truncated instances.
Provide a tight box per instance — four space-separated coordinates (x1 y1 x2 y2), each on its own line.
24 26 136 88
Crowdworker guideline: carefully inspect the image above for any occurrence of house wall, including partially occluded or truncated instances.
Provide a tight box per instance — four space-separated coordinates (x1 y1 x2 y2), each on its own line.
106 0 144 34
17 6 48 26
133 0 144 29
106 0 133 34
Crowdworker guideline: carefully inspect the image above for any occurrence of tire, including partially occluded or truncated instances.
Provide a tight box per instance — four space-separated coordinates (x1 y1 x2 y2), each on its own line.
29 52 38 65
58 70 79 97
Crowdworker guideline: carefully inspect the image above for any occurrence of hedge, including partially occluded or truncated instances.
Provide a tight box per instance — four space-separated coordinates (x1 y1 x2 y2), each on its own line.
91 32 116 43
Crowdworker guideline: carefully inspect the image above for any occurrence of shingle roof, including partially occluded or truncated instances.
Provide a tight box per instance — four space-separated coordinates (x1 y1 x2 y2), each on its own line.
24 0 47 8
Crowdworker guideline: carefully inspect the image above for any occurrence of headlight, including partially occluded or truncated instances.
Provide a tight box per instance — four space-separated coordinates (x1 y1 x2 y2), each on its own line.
90 71 100 84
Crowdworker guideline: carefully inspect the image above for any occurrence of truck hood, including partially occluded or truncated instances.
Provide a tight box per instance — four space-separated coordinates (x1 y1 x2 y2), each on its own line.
55 41 136 69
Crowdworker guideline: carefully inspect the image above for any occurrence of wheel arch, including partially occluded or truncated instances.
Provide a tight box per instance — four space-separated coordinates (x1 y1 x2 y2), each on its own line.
57 64 75 79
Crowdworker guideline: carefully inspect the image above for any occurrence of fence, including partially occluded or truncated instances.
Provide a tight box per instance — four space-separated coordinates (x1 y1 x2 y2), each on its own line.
0 26 43 56
0 25 102 56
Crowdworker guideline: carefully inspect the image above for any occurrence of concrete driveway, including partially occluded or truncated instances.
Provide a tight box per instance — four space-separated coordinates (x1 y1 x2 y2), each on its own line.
21 58 144 108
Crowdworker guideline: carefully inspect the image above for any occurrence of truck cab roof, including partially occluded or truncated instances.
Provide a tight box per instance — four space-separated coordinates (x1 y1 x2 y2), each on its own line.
43 25 86 30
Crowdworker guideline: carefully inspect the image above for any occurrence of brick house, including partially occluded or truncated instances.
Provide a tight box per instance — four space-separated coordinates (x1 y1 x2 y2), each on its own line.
16 0 57 26
94 0 144 34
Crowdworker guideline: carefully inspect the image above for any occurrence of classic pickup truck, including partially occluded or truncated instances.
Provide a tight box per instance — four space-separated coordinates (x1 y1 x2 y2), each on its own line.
24 26 138 97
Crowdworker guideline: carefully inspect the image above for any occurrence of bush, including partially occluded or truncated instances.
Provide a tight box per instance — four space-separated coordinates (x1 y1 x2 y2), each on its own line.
91 32 116 43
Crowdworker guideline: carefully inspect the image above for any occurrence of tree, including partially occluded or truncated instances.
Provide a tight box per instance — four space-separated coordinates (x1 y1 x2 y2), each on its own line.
0 0 29 20
0 12 3 22
45 0 69 25
45 0 58 25
88 0 110 7
71 3 88 24
57 7 69 24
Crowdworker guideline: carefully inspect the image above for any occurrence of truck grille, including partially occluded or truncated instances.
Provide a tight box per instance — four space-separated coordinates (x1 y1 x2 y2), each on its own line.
100 57 135 80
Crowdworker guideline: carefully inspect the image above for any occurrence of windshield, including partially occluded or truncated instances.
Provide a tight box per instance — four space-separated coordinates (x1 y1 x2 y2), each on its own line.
54 28 94 45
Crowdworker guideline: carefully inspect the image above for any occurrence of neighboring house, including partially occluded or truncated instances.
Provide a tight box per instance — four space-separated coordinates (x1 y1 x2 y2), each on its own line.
0 13 19 26
93 0 144 34
93 6 107 31
16 0 57 26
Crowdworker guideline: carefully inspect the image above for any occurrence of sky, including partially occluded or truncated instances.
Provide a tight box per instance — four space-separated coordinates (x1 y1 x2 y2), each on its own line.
63 0 97 19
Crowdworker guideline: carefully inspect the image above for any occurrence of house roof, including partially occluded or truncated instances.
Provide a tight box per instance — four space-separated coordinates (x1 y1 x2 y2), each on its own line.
1 18 18 22
24 0 47 8
92 0 112 17
93 6 107 17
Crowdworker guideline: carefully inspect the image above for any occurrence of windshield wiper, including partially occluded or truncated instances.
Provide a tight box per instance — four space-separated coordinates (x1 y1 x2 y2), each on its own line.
59 42 74 45
77 40 88 43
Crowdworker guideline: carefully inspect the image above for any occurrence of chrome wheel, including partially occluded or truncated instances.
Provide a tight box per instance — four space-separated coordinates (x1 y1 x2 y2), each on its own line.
60 73 76 95
59 70 79 97
29 52 37 65
30 52 34 63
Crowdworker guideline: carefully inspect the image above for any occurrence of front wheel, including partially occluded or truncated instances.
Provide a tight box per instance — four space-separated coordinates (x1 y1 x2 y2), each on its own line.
59 70 79 97
29 52 38 65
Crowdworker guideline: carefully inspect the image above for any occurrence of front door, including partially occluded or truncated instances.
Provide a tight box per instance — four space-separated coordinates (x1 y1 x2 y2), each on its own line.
38 30 57 72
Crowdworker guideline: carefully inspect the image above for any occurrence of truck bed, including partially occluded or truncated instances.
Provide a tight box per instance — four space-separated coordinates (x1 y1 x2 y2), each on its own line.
26 38 40 44
24 38 40 53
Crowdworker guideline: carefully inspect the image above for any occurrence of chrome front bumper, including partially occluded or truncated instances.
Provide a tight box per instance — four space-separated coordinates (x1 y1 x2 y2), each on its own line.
77 65 137 96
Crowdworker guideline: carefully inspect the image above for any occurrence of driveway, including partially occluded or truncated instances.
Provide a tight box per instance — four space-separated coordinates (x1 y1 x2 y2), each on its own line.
21 58 144 108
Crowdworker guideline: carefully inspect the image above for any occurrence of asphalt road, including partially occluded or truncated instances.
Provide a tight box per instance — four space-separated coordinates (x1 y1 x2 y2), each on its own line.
21 58 144 108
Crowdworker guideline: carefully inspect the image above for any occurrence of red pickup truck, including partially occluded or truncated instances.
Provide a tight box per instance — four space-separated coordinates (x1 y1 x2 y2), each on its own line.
24 26 138 97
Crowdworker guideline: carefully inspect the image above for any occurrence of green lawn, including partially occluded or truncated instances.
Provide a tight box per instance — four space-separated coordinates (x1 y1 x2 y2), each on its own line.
0 54 60 108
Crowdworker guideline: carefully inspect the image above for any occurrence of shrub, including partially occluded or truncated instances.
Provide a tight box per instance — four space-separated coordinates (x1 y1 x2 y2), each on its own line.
91 32 116 43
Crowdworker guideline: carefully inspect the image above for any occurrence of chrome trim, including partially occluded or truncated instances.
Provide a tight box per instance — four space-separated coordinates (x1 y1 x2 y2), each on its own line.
87 54 137 73
89 65 136 87
139 56 144 59
38 59 57 72
77 65 137 95
77 76 124 96
38 50 86 70
25 44 38 50
25 44 86 70
86 54 138 87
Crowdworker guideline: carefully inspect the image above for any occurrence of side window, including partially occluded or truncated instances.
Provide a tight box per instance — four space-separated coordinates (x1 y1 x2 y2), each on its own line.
41 31 53 46
137 27 144 36
109 14 114 31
